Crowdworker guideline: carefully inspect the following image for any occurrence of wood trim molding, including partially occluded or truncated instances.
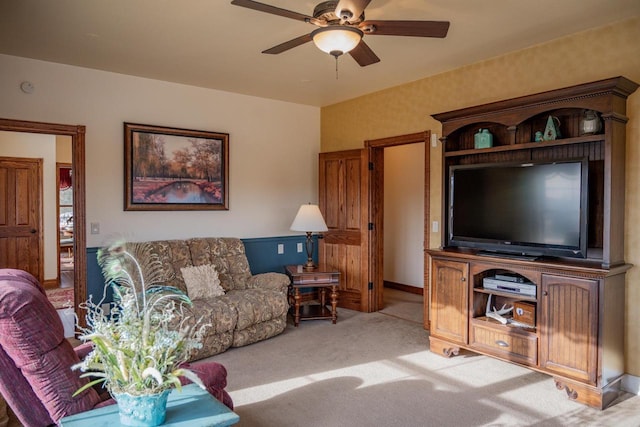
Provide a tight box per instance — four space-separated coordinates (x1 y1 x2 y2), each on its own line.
365 131 428 148
384 280 424 295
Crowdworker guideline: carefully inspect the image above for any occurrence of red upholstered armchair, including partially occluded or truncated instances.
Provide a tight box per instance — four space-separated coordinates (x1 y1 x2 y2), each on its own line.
0 269 233 426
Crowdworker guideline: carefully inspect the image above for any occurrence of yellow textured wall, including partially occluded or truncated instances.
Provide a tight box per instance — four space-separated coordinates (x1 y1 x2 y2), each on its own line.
321 17 640 375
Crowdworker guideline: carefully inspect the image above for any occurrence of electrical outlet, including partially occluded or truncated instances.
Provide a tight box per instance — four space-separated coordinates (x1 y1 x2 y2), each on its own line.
277 244 284 254
297 242 303 253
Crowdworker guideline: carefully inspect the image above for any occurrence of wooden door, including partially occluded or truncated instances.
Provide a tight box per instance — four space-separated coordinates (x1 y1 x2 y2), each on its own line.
430 258 469 344
0 157 43 281
318 149 376 312
540 274 599 384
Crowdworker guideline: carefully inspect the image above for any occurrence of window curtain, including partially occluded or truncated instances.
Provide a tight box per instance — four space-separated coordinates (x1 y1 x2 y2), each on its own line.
59 168 72 190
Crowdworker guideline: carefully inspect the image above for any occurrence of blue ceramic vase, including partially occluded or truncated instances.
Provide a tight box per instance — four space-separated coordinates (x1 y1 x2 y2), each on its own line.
474 128 493 149
114 389 171 427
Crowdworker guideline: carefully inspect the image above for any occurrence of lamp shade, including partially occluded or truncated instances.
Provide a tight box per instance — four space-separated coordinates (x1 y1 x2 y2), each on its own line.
290 204 328 232
311 26 363 56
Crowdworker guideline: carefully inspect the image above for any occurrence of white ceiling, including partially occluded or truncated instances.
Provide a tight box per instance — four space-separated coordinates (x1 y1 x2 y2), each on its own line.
1 0 639 107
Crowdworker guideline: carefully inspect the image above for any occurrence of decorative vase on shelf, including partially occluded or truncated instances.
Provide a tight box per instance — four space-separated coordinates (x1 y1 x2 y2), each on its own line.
474 128 493 149
580 109 602 135
114 390 171 427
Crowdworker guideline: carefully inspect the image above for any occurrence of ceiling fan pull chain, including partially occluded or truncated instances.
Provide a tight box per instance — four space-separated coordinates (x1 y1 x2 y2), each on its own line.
335 55 339 80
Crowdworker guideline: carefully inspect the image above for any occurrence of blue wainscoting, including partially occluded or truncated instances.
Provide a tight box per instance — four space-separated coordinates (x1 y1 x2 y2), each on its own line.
86 247 114 303
86 235 314 301
242 235 311 274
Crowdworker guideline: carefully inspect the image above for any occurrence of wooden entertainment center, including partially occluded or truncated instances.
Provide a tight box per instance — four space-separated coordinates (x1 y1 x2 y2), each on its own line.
427 77 638 409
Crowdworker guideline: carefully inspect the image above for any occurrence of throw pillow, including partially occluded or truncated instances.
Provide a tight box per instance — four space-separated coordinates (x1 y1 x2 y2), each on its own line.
180 264 225 300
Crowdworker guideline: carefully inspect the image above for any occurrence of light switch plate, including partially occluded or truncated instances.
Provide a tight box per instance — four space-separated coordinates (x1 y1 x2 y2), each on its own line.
90 222 100 234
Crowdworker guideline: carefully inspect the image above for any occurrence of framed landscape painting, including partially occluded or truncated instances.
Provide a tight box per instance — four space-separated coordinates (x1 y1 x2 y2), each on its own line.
124 123 229 211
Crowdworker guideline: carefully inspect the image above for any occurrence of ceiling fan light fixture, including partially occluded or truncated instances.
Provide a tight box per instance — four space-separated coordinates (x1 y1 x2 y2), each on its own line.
311 26 363 56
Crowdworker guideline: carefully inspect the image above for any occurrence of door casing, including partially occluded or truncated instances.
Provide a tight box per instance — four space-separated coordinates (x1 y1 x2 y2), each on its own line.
365 131 431 327
318 131 431 320
0 118 87 328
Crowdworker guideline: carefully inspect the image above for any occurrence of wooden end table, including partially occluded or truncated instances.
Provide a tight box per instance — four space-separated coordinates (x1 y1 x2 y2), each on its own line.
285 264 340 327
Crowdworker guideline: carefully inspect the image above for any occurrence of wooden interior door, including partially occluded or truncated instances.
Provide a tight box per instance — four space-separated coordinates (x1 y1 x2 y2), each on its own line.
0 156 43 282
318 149 375 312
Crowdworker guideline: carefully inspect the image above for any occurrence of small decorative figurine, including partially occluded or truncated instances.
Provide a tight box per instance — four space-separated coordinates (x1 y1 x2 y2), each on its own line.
474 128 493 149
534 131 543 142
543 116 561 141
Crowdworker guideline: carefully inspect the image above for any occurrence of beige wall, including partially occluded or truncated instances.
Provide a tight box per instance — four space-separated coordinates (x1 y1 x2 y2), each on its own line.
56 135 72 163
321 18 640 375
0 54 321 248
384 143 424 288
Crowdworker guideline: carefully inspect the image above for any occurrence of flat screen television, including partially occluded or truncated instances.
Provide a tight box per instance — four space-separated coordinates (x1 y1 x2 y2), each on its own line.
447 159 589 259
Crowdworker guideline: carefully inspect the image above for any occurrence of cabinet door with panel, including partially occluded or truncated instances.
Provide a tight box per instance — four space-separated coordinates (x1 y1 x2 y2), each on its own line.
430 258 469 346
540 274 599 384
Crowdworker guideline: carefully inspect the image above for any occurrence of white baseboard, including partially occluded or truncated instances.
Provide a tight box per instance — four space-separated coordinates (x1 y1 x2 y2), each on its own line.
622 374 640 395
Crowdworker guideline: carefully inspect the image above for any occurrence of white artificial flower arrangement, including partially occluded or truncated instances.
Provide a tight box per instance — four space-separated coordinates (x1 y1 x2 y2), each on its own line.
73 240 208 396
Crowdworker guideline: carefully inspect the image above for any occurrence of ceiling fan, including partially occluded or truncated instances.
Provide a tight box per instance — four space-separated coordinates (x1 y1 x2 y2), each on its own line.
230 0 450 66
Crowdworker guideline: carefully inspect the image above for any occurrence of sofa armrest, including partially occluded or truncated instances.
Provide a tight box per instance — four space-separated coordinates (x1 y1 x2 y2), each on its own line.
179 361 233 409
73 342 94 360
247 272 290 293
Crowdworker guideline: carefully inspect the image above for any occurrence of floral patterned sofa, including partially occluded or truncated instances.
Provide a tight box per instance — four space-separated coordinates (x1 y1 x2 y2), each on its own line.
141 237 290 361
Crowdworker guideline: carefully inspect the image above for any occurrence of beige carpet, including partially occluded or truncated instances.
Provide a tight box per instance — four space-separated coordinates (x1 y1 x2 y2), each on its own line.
207 298 640 427
379 287 423 324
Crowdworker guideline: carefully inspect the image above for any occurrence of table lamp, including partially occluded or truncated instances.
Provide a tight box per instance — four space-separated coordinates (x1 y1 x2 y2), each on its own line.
290 203 328 270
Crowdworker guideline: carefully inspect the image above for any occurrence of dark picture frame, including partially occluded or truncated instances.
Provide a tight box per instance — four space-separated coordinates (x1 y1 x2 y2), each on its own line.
124 123 229 211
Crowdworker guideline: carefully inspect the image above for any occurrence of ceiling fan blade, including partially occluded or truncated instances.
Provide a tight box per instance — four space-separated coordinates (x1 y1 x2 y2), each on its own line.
349 40 380 67
360 20 450 38
262 33 313 54
335 0 372 22
231 0 320 25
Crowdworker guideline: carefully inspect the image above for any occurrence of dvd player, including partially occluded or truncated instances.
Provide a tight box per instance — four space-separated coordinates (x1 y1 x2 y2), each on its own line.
482 277 536 297
494 273 526 283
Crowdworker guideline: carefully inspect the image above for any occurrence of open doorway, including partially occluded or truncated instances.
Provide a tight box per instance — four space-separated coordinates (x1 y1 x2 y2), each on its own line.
57 162 74 290
366 131 430 328
0 118 87 329
381 143 425 324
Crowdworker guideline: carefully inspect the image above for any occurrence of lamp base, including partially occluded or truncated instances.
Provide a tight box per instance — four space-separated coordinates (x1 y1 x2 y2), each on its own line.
303 232 317 271
303 261 317 271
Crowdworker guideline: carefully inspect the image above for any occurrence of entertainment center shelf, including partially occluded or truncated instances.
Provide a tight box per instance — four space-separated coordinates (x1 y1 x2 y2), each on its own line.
428 77 638 410
472 286 537 303
444 134 604 157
